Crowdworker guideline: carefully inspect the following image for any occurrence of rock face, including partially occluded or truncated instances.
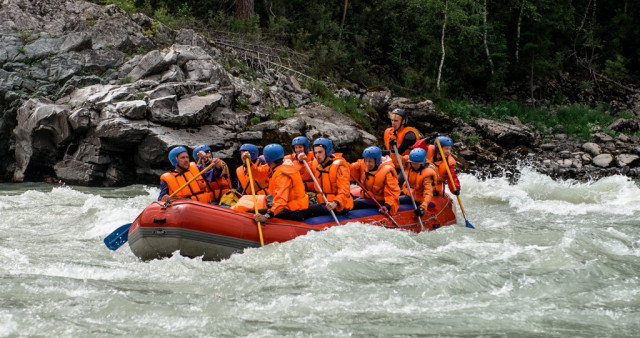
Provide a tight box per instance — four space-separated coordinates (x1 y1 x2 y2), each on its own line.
1 0 640 186
0 0 381 185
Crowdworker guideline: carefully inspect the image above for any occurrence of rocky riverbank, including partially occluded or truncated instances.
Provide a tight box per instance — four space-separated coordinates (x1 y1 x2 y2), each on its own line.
1 0 639 187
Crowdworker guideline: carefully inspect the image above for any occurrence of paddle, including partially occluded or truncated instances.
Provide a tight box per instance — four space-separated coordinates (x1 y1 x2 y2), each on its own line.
302 159 341 226
103 161 216 251
435 139 475 229
351 175 400 227
103 223 132 250
245 158 265 246
392 144 424 231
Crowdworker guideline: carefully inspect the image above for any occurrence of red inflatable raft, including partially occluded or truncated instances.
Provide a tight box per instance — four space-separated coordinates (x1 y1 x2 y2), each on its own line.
128 195 458 261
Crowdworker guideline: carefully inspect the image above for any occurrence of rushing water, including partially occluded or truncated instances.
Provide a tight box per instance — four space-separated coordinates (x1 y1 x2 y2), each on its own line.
1 168 639 337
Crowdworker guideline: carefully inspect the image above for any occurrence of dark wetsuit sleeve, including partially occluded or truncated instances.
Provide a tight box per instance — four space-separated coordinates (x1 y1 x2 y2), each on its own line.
397 131 417 154
158 181 169 201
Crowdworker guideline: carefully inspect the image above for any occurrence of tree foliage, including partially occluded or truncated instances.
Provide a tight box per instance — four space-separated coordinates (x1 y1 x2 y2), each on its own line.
115 0 639 100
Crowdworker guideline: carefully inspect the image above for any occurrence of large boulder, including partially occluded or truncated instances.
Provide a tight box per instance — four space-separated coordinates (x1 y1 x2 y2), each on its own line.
474 118 535 148
13 99 72 181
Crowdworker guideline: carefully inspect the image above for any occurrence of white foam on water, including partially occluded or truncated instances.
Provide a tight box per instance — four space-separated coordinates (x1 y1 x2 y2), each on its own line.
460 167 640 216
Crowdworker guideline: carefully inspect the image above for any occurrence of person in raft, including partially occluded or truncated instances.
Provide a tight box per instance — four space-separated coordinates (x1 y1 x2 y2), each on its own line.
284 136 316 191
382 108 421 169
237 143 270 195
349 146 400 215
297 138 353 217
158 146 214 203
399 148 438 217
412 135 460 197
192 144 232 203
253 143 309 222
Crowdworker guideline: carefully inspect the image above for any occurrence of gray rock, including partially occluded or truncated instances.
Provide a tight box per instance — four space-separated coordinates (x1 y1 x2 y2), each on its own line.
280 117 306 135
250 120 279 131
592 154 614 168
116 100 147 120
474 118 535 147
237 131 263 141
582 142 601 156
13 99 72 182
208 107 250 131
148 95 179 125
184 59 217 82
593 132 614 143
616 154 639 167
68 108 98 132
128 50 174 82
362 88 391 112
84 49 125 72
608 118 640 132
160 65 185 83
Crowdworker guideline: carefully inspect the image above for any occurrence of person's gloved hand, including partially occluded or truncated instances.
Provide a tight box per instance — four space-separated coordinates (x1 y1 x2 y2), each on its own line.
378 205 389 214
389 139 397 148
414 207 425 217
453 188 460 196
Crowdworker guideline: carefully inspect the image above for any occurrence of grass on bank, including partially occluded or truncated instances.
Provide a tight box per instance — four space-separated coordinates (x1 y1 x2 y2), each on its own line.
435 100 637 139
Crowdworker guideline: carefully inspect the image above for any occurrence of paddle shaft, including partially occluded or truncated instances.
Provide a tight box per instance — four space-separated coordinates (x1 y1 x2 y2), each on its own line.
351 175 400 227
435 139 473 225
168 162 215 198
302 160 340 226
245 158 265 246
392 145 424 231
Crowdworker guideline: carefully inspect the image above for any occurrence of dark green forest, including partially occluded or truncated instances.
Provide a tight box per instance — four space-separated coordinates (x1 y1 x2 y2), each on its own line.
100 0 638 109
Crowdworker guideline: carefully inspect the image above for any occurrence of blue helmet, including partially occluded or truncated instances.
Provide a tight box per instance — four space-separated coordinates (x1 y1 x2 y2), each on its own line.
192 144 211 163
408 148 427 165
168 146 188 166
312 138 333 157
435 136 454 147
362 146 382 166
291 136 309 153
239 143 259 161
263 143 284 165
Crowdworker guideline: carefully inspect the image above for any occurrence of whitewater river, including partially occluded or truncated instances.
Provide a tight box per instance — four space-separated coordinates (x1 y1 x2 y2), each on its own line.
1 168 639 336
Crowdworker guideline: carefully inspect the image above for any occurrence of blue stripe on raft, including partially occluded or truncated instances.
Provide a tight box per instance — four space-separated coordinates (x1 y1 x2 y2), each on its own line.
302 204 415 225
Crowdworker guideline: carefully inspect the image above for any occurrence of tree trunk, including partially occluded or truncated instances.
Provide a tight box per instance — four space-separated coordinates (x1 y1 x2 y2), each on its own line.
483 0 494 75
515 0 525 64
437 0 448 94
530 51 535 107
235 0 254 20
338 0 349 42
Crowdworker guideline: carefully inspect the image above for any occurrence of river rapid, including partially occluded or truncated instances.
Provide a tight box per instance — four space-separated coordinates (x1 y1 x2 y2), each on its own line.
1 168 639 337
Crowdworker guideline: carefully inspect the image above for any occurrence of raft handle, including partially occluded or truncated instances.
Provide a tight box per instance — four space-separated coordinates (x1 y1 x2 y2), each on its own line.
153 218 167 223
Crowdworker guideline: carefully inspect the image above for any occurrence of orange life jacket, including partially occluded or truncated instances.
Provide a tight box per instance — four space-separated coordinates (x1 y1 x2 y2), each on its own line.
231 194 267 212
203 161 232 202
384 126 420 167
285 151 315 191
236 160 269 195
356 161 400 215
160 162 214 203
311 154 354 212
403 164 438 208
268 161 309 214
427 145 457 196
